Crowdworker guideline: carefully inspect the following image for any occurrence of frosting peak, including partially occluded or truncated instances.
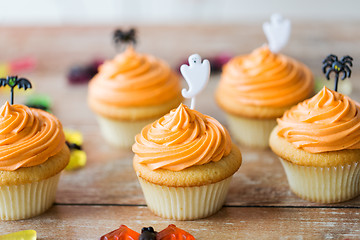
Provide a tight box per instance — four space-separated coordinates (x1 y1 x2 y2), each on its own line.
277 87 360 153
217 46 313 108
132 104 232 171
88 47 181 107
0 102 66 171
160 103 199 132
0 101 11 117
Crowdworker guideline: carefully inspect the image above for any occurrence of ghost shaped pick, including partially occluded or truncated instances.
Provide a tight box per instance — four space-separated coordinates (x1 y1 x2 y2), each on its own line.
263 14 291 53
180 54 210 109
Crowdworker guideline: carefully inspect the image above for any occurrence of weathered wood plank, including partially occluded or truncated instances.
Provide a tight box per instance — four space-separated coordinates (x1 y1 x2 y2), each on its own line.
0 205 359 239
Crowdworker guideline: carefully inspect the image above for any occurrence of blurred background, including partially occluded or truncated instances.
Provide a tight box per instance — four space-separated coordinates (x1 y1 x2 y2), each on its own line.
0 0 359 112
0 0 360 25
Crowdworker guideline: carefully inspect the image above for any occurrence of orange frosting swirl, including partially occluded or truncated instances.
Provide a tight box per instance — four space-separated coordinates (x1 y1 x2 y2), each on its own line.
132 104 232 171
88 47 181 107
277 87 360 153
0 102 66 171
217 46 313 107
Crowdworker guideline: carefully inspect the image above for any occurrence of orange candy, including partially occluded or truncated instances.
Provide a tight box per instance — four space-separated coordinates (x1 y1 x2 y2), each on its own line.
99 224 195 240
100 225 140 240
157 224 195 240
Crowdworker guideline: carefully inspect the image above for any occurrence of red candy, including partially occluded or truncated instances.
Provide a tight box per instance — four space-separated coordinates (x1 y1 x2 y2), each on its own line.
100 225 140 240
157 224 195 240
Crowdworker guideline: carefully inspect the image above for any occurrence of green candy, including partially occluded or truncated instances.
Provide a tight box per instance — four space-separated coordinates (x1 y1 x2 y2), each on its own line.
26 94 52 112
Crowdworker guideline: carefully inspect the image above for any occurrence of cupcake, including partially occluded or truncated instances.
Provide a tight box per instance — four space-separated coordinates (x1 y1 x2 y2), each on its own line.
269 87 360 203
88 47 183 147
0 102 70 220
216 46 314 147
132 103 242 220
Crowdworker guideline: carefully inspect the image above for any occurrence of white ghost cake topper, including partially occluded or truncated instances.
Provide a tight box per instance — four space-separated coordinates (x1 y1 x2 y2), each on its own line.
263 14 291 53
180 54 210 110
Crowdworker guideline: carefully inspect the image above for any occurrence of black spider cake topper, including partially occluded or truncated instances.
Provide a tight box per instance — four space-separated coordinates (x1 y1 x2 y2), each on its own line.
322 54 353 92
113 28 136 51
0 76 32 105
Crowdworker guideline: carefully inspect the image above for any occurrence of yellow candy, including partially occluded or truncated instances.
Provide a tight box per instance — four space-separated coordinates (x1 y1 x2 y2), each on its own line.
0 64 9 78
64 129 86 170
65 150 87 171
0 230 36 240
64 129 83 145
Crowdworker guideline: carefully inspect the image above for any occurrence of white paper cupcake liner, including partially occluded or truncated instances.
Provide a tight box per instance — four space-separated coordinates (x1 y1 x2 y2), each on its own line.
280 158 360 203
0 173 61 220
226 114 276 148
138 176 232 220
96 115 157 148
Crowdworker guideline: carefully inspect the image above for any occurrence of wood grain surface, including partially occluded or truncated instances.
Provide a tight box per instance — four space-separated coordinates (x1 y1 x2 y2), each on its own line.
0 23 359 239
1 205 359 239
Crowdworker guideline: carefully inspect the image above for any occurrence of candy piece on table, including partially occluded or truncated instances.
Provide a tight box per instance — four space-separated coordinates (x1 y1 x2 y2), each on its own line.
64 129 86 170
9 57 37 73
26 94 52 112
139 227 157 240
0 230 37 240
64 129 83 146
67 59 104 84
100 225 195 240
100 225 140 240
157 225 195 240
208 53 233 73
0 57 37 78
68 66 89 84
0 64 10 78
65 149 86 170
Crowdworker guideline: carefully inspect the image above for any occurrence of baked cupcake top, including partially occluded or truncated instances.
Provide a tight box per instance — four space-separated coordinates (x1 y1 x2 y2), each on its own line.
276 87 360 153
0 102 66 171
217 46 313 111
132 103 232 171
88 47 181 107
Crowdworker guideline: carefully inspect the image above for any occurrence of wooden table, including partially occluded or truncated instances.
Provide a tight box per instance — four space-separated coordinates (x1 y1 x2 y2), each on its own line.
0 23 359 239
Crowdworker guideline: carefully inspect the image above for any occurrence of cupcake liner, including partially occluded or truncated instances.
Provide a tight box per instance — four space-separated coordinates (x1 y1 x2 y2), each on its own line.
96 115 157 148
280 158 360 203
138 176 232 220
226 113 276 148
0 173 61 220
